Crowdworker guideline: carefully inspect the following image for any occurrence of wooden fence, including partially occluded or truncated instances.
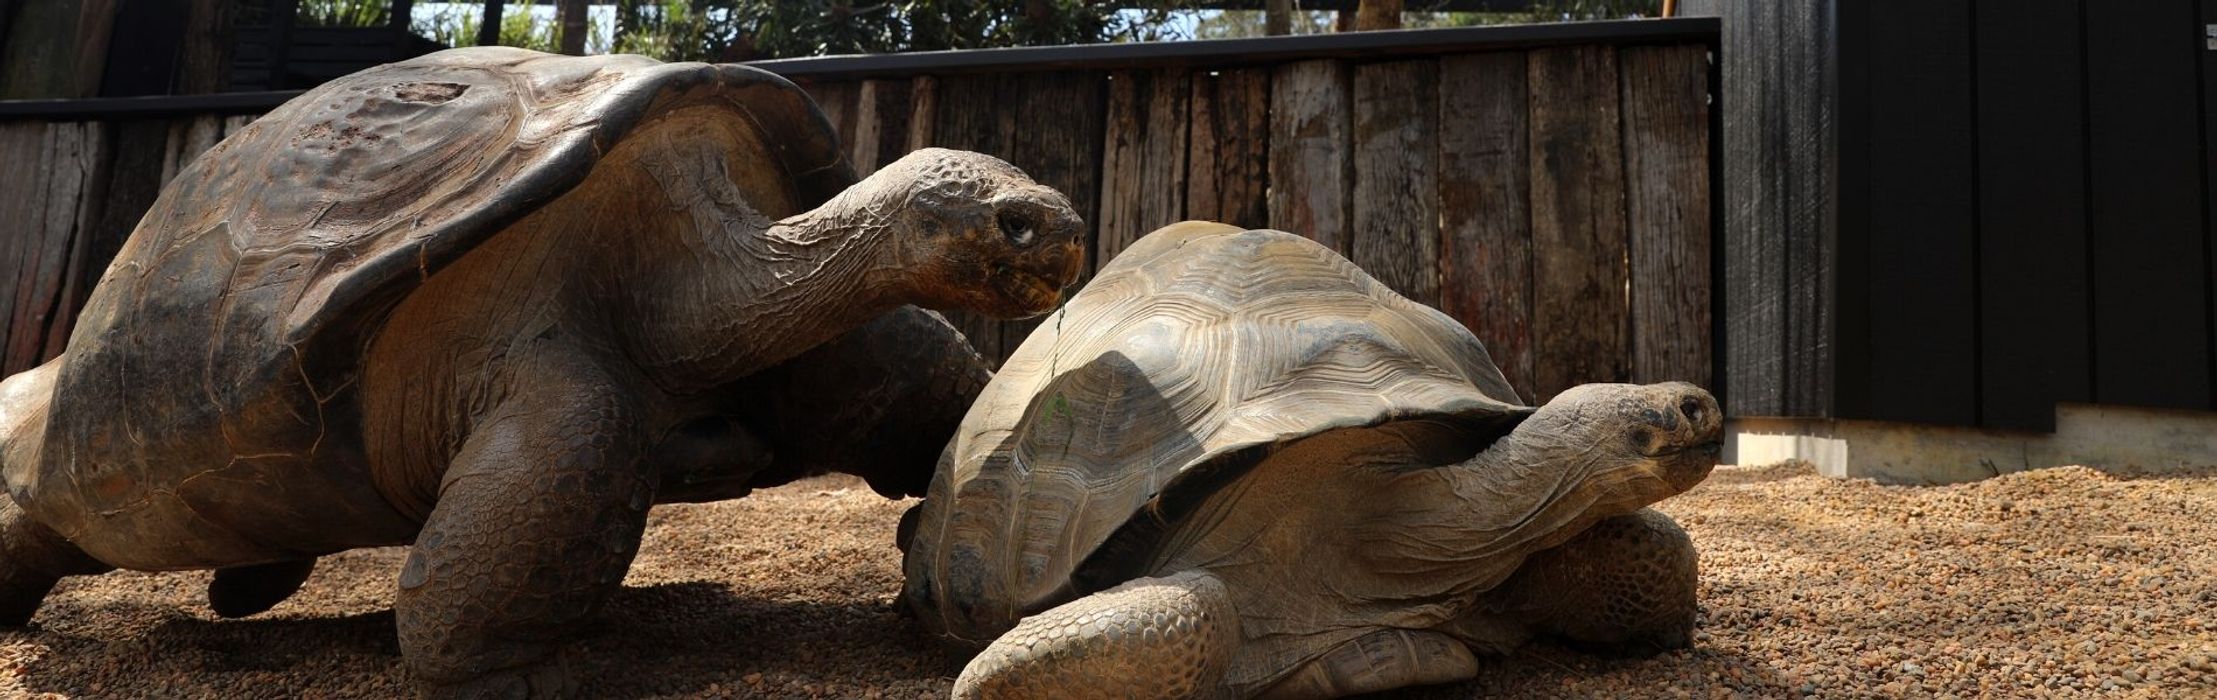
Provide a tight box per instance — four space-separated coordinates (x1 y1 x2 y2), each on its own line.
0 20 1718 405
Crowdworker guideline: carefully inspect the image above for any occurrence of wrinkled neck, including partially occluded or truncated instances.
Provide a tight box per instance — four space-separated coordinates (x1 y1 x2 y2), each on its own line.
622 199 906 393
1348 430 1653 605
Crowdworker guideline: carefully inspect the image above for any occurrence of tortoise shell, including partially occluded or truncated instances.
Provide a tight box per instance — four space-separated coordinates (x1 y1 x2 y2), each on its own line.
904 222 1532 639
9 47 849 566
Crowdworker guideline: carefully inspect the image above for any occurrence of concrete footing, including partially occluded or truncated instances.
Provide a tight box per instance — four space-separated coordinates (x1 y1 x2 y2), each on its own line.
1724 403 2217 484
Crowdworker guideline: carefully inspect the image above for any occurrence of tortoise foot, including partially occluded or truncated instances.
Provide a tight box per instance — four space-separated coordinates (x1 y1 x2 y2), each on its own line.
416 653 579 700
0 573 57 627
209 558 317 618
0 496 109 627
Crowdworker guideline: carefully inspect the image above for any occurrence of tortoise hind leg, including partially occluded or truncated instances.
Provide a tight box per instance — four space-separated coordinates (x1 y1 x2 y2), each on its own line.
0 496 110 626
209 558 317 618
955 570 1242 700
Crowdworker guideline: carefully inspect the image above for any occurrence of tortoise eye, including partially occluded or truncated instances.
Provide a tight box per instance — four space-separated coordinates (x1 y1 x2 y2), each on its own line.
999 210 1035 246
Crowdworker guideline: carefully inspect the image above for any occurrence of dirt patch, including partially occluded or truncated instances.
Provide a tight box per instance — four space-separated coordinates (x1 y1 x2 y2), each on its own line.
2 465 2211 698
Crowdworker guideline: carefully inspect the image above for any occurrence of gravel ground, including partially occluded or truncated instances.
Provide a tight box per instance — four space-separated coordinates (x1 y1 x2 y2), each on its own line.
0 463 2210 699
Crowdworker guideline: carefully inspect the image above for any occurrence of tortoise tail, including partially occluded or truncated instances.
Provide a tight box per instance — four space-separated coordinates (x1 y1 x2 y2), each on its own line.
0 361 110 626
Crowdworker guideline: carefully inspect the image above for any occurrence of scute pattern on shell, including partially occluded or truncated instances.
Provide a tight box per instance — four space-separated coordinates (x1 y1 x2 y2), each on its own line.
9 47 848 569
906 222 1530 640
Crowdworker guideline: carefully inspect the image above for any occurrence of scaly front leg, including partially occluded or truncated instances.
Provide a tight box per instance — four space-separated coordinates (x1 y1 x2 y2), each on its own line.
956 570 1242 700
393 358 656 699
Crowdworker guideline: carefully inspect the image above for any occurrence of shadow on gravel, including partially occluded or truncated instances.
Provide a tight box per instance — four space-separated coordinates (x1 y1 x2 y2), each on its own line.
584 581 967 697
10 581 967 698
11 606 404 697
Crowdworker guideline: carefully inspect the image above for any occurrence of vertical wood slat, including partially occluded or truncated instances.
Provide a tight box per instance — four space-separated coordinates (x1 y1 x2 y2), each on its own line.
1866 0 1976 426
4 123 108 374
83 120 171 315
0 123 45 371
999 70 1106 359
2085 0 2211 409
158 114 221 186
923 74 1019 363
1096 69 1190 270
41 122 113 359
905 76 938 150
802 81 860 154
1975 0 2089 431
1350 60 1440 306
1780 0 1835 417
1693 0 1787 417
1185 69 1270 229
1439 52 1535 402
2205 0 2217 411
1622 44 1713 389
1831 0 1873 422
1528 46 1629 402
848 78 913 176
1267 59 1352 255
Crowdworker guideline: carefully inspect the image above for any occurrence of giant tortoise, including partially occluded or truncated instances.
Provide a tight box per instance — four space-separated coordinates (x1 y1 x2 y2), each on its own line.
903 222 1721 699
0 47 1078 697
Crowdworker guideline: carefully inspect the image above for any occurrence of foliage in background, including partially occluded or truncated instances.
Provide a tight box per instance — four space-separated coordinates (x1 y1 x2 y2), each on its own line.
411 1 609 53
299 0 388 26
608 0 1187 62
296 0 1662 61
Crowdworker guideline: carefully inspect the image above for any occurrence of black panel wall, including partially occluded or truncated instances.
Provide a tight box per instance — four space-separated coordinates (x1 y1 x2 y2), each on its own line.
1692 0 2217 431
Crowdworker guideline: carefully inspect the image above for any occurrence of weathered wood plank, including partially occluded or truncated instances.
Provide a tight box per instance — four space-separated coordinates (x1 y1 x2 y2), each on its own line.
905 76 938 151
1185 68 1269 229
2085 0 2210 410
849 78 912 176
926 73 1019 363
159 113 222 186
1096 69 1190 270
1780 0 1834 417
83 120 169 313
1350 60 1440 306
1527 45 1629 402
999 70 1107 360
1438 51 1534 403
7 123 106 372
1622 45 1712 389
1976 0 2088 431
0 123 47 371
222 114 255 138
1866 0 1977 425
39 122 112 360
802 80 860 151
1681 0 1785 416
1267 59 1352 254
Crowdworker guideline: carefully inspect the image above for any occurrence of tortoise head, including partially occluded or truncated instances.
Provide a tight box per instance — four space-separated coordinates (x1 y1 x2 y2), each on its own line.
1515 381 1722 508
849 148 1085 320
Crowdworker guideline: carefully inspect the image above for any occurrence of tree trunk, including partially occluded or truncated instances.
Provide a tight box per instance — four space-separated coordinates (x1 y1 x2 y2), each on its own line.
0 0 118 98
1354 0 1402 31
1265 0 1293 35
558 0 588 55
1347 0 1401 31
175 0 234 94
